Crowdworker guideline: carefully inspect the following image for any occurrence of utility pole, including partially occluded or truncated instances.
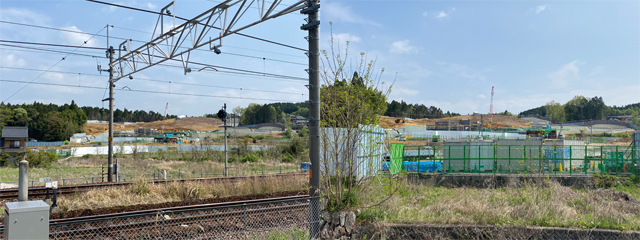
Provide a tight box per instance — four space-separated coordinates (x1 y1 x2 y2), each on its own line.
301 0 320 237
224 103 227 177
106 25 115 182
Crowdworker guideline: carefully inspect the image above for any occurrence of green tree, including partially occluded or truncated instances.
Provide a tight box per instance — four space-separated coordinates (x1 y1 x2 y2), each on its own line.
544 101 565 123
319 28 398 211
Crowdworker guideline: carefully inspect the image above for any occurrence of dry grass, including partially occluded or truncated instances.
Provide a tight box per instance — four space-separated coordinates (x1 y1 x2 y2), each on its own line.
56 174 308 213
359 179 640 230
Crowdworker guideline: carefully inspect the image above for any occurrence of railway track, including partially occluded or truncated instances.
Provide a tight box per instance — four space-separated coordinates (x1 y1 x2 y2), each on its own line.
42 195 312 239
0 173 302 200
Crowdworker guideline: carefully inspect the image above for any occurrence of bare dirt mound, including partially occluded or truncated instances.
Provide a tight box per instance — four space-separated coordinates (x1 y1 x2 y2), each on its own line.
379 115 531 129
49 190 307 219
85 117 222 136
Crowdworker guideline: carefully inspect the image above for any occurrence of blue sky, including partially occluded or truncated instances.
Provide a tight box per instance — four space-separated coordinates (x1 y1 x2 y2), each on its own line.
0 0 638 117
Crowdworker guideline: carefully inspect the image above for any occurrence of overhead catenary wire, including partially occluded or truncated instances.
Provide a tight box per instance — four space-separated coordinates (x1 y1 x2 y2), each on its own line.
0 79 297 102
0 46 305 83
2 26 107 102
0 66 306 96
0 40 307 81
83 0 307 51
0 20 306 60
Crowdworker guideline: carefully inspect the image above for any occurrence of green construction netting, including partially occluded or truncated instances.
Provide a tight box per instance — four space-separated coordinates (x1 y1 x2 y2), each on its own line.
389 143 404 174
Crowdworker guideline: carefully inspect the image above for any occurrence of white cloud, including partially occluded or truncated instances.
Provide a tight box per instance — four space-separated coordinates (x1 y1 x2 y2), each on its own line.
332 33 361 43
147 2 157 10
322 2 381 27
60 26 100 47
0 8 49 25
389 40 418 54
549 60 581 88
436 11 448 19
444 63 487 82
422 12 428 17
477 94 486 99
588 66 604 76
395 88 419 96
536 5 547 14
0 54 26 67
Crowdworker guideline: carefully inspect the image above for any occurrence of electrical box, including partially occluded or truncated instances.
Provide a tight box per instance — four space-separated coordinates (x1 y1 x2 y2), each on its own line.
4 200 50 240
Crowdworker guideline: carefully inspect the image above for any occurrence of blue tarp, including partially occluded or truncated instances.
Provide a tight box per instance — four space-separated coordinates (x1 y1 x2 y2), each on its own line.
382 161 442 173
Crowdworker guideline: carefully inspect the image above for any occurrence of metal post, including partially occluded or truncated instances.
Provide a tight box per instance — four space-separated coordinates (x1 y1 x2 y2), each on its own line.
302 1 321 238
524 145 527 173
463 145 466 173
224 103 228 177
107 41 114 182
585 145 588 175
570 146 572 175
616 146 619 175
115 158 119 182
449 145 452 173
508 145 511 174
18 158 29 202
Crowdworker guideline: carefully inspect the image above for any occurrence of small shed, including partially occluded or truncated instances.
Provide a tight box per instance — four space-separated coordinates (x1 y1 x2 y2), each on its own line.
320 125 385 180
1 126 29 153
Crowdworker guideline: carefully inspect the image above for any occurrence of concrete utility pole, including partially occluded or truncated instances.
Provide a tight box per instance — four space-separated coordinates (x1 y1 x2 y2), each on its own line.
18 157 28 201
301 0 320 237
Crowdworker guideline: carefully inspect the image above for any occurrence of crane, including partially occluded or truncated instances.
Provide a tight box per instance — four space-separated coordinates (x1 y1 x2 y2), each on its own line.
489 86 494 129
162 102 168 133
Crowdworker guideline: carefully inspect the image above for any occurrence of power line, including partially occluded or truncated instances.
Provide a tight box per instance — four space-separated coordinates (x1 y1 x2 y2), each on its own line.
0 45 305 83
83 0 307 51
0 79 297 102
0 66 306 96
0 40 307 81
0 20 306 60
2 26 107 102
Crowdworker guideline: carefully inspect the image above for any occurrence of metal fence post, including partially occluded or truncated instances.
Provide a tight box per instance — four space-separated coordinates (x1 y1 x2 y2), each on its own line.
508 145 511 174
616 146 619 175
569 146 573 175
243 203 247 240
585 145 588 175
463 145 466 173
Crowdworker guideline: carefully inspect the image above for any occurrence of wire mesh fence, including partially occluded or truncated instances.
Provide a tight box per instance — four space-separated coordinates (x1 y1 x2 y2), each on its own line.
394 145 640 176
0 166 301 188
46 197 319 240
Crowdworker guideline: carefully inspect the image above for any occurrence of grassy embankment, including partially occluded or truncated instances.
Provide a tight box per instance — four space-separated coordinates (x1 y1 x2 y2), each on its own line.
358 175 640 230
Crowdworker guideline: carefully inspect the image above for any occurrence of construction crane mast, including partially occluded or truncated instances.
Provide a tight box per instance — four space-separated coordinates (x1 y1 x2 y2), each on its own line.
162 102 168 133
489 86 494 129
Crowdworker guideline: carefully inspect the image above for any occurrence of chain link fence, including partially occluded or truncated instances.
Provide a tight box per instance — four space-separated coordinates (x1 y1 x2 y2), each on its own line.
44 197 319 240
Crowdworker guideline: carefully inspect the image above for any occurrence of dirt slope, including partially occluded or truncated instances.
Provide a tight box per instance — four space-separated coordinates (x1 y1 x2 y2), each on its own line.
85 117 222 136
379 115 531 129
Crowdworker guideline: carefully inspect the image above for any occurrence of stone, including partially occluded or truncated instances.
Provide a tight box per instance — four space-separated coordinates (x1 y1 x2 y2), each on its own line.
345 211 356 233
332 212 341 226
340 236 349 240
339 211 346 226
321 211 331 223
163 215 172 220
320 223 332 240
355 209 361 216
333 226 346 239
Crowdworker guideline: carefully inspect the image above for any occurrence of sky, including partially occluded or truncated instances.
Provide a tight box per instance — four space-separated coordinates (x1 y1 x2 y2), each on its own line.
0 0 638 117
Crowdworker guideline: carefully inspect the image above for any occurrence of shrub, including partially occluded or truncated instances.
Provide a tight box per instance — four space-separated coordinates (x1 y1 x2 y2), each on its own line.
81 154 93 159
241 154 259 163
282 153 295 163
23 150 58 168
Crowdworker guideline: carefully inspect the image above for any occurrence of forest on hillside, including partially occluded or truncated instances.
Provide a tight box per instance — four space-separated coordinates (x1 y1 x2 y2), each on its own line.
0 101 176 141
519 96 640 124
